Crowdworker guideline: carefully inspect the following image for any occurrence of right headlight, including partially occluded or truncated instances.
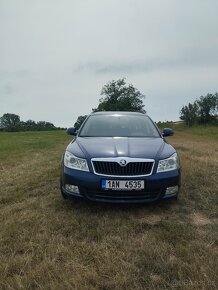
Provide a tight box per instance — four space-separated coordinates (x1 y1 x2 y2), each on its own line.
64 151 89 172
157 152 179 173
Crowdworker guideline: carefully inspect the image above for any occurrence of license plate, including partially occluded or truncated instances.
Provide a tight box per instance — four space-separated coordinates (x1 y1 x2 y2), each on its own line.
102 180 144 190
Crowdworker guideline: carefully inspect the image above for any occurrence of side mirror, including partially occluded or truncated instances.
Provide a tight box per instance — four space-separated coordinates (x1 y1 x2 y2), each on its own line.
66 127 77 136
162 128 174 137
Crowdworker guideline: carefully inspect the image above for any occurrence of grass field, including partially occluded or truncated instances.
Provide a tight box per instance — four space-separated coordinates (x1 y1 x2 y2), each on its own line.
0 127 217 289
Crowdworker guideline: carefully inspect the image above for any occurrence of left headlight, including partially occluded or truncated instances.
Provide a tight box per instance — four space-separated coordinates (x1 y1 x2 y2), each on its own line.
64 151 89 172
157 152 179 173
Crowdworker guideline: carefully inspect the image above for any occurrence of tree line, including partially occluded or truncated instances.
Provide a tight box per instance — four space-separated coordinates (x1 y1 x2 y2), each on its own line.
0 113 64 132
180 93 218 126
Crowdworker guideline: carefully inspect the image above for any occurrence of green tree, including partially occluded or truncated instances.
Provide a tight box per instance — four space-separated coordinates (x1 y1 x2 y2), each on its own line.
74 115 87 130
24 120 37 131
180 102 198 126
0 113 21 131
93 78 145 112
197 93 218 124
36 121 56 131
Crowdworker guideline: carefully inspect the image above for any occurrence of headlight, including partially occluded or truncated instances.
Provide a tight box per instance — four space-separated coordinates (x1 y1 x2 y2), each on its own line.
64 151 89 172
157 153 179 173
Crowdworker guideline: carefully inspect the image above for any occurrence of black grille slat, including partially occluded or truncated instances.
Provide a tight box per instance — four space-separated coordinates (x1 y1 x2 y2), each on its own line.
139 163 143 174
137 163 141 174
93 161 153 176
103 162 107 174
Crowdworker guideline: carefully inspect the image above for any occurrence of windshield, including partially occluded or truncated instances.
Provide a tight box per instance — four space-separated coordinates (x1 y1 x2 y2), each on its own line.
79 114 160 137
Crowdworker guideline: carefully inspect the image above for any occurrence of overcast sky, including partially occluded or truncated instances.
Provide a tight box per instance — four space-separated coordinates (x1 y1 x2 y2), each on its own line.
0 0 218 127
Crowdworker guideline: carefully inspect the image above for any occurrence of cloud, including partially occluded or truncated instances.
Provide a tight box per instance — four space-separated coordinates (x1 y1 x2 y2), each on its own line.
3 85 16 95
74 54 218 75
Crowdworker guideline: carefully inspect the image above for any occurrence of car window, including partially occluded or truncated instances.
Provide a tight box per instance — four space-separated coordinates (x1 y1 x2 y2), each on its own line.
79 115 160 137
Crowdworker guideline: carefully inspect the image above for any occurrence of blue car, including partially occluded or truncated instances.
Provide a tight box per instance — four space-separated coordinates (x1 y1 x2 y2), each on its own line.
60 111 181 203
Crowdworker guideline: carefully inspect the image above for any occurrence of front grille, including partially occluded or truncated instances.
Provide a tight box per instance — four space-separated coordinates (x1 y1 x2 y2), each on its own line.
92 161 153 176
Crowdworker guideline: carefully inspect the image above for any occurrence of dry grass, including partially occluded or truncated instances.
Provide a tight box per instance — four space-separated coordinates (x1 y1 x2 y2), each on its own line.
0 128 217 289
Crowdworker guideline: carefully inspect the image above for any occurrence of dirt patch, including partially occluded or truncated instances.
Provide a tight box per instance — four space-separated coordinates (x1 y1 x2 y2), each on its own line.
191 212 212 226
137 214 165 226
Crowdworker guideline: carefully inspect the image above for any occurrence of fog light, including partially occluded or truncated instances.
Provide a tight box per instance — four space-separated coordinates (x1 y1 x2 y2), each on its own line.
165 186 178 195
65 184 80 194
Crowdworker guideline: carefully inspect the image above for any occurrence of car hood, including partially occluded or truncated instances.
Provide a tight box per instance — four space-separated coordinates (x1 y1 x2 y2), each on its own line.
67 137 175 160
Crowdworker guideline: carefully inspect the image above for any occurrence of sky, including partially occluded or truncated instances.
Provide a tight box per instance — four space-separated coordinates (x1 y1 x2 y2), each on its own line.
0 0 218 127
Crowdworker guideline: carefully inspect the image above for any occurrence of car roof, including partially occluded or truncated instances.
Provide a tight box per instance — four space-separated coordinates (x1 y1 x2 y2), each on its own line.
91 111 147 116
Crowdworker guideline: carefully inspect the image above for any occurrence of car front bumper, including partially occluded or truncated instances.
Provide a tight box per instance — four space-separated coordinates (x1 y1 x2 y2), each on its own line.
61 166 181 203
